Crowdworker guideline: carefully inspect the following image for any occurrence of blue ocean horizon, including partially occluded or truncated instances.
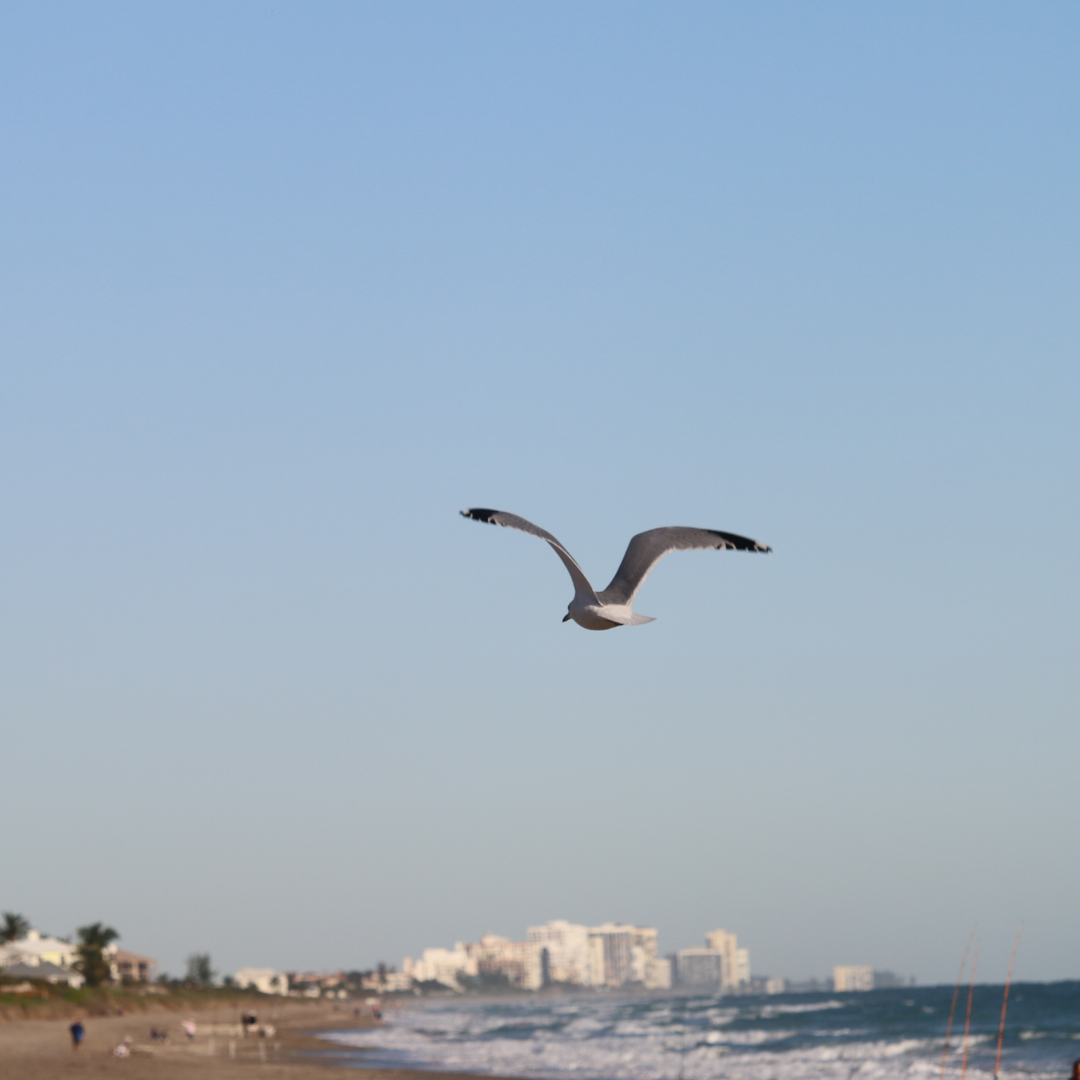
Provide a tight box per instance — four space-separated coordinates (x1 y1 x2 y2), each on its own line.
322 983 1080 1080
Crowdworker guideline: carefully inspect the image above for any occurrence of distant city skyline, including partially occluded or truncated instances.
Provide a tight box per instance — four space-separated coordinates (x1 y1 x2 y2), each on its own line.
404 922 671 992
398 917 891 996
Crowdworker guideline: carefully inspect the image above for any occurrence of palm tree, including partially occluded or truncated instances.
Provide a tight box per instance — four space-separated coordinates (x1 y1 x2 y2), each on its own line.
74 922 120 986
0 912 30 943
186 953 215 986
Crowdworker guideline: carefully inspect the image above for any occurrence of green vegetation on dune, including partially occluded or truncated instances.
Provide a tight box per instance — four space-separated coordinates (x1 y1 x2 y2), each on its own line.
0 981 265 1021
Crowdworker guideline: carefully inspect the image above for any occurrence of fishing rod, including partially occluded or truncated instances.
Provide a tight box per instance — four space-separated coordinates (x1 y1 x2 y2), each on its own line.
960 938 980 1080
940 929 976 1080
993 926 1023 1080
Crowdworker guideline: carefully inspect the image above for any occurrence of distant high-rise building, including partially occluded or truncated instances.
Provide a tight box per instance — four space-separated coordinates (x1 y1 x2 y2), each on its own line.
705 929 750 991
833 966 874 992
406 935 545 991
467 934 543 990
526 921 591 986
872 970 904 989
404 945 475 988
644 956 672 990
587 924 658 987
735 948 750 987
675 947 723 988
630 926 658 984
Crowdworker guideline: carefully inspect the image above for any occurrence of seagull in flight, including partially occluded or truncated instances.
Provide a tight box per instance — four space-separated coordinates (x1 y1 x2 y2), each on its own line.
460 508 771 630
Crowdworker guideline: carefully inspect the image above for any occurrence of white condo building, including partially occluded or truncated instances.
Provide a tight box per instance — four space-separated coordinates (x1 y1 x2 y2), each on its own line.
406 921 663 993
466 934 543 991
588 924 658 988
405 936 545 991
404 945 476 988
736 948 750 986
644 955 672 989
675 947 723 987
834 966 874 992
527 921 591 986
705 928 750 992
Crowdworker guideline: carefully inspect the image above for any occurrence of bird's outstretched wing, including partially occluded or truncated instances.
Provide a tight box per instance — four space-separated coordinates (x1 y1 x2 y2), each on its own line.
460 509 598 602
598 527 771 606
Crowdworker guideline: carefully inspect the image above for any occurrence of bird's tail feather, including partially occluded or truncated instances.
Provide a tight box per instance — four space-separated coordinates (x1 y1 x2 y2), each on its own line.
603 610 656 626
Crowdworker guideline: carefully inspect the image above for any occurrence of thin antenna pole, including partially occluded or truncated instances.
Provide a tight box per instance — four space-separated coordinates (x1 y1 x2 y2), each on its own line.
994 926 1023 1080
960 939 980 1080
940 929 976 1080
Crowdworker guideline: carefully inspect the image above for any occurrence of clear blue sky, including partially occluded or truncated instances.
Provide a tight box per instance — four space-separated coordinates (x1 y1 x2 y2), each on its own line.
1 2 1077 984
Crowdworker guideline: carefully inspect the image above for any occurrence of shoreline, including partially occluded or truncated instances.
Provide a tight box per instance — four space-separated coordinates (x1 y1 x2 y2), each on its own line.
0 998 517 1080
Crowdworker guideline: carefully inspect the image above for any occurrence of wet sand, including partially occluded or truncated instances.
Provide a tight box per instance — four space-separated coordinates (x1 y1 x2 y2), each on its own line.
0 1000 507 1080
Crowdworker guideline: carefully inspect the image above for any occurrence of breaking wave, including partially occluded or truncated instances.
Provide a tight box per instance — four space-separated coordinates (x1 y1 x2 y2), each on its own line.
323 983 1080 1080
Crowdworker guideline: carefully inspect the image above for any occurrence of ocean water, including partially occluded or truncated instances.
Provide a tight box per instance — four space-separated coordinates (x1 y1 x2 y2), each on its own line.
322 983 1080 1080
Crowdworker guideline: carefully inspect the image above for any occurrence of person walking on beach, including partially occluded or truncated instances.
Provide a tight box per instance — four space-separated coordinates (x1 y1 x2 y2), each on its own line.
69 1020 85 1051
1071 1059 1080 1080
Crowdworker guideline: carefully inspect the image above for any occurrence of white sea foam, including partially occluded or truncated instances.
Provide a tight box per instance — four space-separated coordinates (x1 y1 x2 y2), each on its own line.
760 1000 848 1016
323 995 1064 1080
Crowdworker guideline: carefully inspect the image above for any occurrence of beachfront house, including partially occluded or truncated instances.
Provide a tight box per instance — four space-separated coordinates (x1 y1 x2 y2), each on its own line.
360 971 414 993
0 929 78 970
234 967 288 995
0 960 85 987
107 947 158 983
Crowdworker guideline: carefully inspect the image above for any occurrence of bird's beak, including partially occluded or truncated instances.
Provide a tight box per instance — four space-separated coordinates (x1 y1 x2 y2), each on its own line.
562 613 572 622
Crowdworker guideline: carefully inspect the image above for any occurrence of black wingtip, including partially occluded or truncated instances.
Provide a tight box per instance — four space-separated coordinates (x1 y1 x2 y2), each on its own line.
461 508 501 524
706 529 772 552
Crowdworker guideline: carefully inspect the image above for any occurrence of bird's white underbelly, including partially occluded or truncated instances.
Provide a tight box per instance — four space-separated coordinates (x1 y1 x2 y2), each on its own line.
570 604 625 631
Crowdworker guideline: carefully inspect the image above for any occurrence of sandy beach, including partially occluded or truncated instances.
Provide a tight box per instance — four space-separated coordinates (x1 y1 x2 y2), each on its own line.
0 1000 501 1080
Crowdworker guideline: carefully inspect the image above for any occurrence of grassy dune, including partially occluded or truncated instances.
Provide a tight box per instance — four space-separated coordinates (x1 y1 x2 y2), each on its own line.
0 980 265 1021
